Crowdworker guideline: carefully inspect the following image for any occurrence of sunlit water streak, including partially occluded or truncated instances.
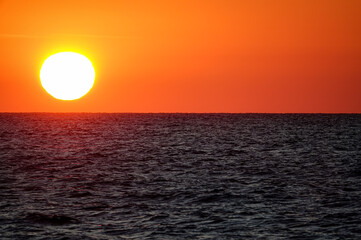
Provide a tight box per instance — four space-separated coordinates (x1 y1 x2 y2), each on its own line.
0 113 360 239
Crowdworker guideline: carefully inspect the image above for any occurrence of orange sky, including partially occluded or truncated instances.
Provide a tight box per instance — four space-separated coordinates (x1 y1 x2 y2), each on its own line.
0 0 360 113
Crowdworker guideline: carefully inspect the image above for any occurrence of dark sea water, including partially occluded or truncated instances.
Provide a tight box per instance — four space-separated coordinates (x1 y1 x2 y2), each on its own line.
0 113 361 239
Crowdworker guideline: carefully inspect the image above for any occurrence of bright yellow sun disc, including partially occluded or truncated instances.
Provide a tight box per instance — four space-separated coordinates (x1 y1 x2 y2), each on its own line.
40 52 95 100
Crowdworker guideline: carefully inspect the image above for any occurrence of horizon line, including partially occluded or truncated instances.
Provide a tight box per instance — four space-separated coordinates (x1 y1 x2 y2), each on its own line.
0 112 360 114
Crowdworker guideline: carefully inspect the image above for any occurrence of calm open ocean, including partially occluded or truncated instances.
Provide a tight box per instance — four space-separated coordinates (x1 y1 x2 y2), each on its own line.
0 113 360 239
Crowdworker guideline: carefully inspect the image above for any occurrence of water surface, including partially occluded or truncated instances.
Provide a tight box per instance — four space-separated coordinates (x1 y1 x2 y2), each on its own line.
0 113 360 239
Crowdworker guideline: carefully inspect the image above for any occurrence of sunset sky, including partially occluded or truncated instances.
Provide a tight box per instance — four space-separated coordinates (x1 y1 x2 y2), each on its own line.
0 0 360 113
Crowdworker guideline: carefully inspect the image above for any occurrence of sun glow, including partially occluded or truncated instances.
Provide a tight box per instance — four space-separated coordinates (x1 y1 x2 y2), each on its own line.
40 52 95 100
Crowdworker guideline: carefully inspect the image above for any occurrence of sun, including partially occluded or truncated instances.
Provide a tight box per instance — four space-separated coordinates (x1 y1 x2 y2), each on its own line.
40 52 95 100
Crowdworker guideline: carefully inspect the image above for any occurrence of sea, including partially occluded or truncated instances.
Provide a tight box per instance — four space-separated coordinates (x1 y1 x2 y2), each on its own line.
0 113 360 239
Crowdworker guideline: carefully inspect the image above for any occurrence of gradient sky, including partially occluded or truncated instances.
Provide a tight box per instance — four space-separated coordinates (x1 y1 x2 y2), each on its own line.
0 0 360 112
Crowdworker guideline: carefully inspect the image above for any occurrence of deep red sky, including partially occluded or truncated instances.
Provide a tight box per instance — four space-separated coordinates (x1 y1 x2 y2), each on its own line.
0 0 360 112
